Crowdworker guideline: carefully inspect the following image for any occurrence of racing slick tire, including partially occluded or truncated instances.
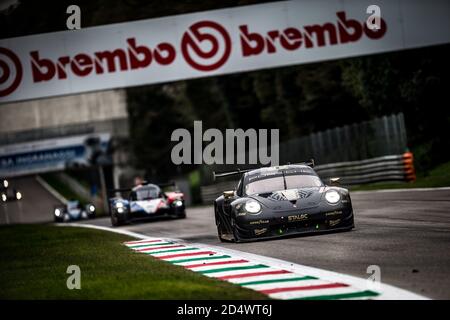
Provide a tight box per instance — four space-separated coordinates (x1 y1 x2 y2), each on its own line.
215 208 235 243
110 212 127 226
230 218 242 243
177 211 186 219
168 209 186 219
215 216 228 243
54 215 64 223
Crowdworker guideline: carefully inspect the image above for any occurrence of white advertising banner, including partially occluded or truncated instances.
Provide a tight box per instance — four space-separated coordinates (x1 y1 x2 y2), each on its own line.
0 0 449 103
0 133 110 177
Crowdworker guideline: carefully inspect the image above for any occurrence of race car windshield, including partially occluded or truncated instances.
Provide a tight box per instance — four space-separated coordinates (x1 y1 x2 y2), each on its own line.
135 187 159 200
245 174 322 195
67 201 79 209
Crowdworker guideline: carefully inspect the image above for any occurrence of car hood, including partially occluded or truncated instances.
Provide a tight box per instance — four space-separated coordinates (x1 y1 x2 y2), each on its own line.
68 208 82 218
249 187 326 210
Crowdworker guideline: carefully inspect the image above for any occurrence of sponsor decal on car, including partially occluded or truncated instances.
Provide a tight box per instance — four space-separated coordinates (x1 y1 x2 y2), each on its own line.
249 219 269 225
288 214 309 222
325 210 343 217
254 228 268 236
130 200 162 214
328 219 341 227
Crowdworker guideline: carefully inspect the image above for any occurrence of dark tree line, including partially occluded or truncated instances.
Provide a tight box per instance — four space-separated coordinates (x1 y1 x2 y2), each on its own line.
127 43 450 179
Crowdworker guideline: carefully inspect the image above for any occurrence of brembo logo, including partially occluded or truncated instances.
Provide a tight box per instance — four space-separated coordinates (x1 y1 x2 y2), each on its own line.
0 12 386 97
0 47 23 97
240 12 387 56
181 21 232 71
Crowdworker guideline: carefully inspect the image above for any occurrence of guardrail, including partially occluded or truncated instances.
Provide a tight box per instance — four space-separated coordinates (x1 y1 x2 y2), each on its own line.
200 180 238 204
199 152 416 204
315 152 416 185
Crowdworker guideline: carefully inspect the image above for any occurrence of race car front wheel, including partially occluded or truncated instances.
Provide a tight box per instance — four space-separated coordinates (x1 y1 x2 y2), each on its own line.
177 211 186 219
111 212 127 226
54 215 64 223
215 210 236 242
230 218 242 243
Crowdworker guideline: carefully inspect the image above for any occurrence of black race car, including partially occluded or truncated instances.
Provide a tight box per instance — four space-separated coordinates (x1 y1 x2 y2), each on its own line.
213 161 354 242
109 182 186 226
1 179 22 202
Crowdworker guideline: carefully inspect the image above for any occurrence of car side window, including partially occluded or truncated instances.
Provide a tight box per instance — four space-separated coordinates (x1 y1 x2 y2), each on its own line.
236 177 244 197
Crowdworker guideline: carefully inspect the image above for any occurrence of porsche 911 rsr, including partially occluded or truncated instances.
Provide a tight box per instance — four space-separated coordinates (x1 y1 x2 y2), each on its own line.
109 182 186 226
1 179 22 202
54 200 96 222
213 161 354 242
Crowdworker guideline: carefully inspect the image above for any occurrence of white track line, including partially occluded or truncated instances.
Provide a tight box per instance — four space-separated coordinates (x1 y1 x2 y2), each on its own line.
61 223 429 300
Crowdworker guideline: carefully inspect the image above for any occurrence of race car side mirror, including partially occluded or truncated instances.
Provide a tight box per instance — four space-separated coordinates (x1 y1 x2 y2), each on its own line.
223 190 235 199
329 177 341 185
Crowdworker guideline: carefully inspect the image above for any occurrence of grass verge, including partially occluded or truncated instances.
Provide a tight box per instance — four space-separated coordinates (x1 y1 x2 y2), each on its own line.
0 224 266 300
350 161 450 191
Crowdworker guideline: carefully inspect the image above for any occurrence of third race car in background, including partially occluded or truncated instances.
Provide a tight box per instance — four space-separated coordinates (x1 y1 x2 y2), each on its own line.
54 200 96 222
213 160 354 242
109 181 186 226
1 179 22 202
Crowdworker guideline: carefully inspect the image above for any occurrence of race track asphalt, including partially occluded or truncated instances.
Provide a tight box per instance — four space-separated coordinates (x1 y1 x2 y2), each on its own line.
2 176 450 299
0 176 61 224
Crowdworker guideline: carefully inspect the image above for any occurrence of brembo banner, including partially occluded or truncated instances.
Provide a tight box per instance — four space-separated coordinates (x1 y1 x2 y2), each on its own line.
0 0 449 103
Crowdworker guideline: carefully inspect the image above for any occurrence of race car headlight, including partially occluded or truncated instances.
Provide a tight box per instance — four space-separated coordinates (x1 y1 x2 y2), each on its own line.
3 180 8 188
173 200 183 207
325 190 341 204
115 202 124 208
16 192 22 200
2 193 7 202
88 205 95 212
117 207 124 214
244 200 262 214
54 208 61 217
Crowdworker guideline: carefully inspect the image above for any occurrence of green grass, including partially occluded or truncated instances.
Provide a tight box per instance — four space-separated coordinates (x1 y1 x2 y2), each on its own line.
0 225 267 300
350 161 450 191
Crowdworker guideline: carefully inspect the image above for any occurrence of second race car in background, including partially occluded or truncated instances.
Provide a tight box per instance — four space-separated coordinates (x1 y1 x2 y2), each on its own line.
109 182 186 226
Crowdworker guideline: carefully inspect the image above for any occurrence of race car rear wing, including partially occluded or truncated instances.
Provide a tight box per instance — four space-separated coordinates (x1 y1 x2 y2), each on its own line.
292 159 315 168
213 168 254 181
213 159 315 181
157 181 176 188
107 181 178 196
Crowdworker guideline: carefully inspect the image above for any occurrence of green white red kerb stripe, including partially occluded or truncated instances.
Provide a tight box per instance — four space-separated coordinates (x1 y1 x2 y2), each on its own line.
123 238 427 300
60 224 427 300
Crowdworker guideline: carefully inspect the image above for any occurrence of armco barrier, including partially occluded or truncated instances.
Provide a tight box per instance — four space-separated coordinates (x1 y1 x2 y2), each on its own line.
315 152 416 185
200 153 415 203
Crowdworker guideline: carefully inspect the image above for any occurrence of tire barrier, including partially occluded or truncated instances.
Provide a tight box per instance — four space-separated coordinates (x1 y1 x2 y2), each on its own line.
200 152 416 203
